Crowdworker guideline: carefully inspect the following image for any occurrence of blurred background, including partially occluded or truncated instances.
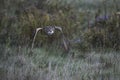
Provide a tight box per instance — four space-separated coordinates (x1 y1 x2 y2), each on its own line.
0 0 120 80
0 0 120 50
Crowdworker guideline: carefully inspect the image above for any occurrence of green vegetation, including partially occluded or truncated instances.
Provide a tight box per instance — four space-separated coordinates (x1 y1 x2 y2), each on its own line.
0 45 120 80
0 0 120 50
0 0 120 80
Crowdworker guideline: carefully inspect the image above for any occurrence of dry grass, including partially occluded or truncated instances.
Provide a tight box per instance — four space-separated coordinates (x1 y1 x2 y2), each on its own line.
0 45 120 80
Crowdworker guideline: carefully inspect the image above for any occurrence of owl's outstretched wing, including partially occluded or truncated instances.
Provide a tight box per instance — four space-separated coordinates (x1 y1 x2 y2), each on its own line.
55 26 69 51
55 26 63 32
31 28 43 49
116 12 120 15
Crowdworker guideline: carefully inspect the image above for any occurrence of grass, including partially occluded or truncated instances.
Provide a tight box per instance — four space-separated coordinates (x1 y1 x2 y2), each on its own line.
0 45 120 80
0 0 120 80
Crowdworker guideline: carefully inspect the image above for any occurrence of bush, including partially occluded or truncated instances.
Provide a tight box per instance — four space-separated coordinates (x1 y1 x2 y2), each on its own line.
83 13 120 50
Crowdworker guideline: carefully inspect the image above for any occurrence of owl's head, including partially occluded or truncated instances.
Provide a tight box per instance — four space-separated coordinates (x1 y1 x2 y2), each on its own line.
44 26 55 35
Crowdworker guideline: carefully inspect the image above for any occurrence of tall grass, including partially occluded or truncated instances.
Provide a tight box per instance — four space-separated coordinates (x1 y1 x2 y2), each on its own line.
0 45 120 80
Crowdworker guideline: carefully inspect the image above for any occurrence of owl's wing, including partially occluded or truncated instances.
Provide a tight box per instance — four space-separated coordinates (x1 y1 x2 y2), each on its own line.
116 12 120 15
31 28 43 49
55 26 63 33
55 26 69 52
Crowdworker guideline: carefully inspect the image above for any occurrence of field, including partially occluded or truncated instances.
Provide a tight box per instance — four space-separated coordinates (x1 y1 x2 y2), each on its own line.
0 0 120 80
0 45 120 80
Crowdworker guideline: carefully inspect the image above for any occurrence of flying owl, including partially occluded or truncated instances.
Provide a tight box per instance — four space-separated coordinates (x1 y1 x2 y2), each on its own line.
31 26 69 51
